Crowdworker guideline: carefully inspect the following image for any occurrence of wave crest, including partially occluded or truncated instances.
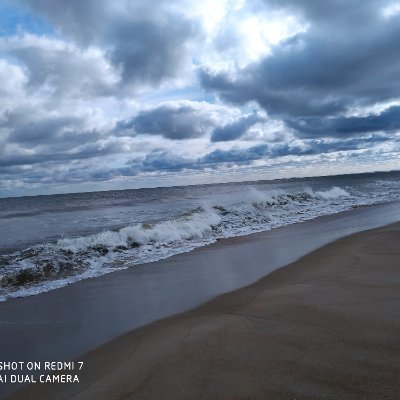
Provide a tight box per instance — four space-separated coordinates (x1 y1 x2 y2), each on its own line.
56 207 221 253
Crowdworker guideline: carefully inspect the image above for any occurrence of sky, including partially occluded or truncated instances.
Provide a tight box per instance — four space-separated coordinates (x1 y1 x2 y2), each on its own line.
1 0 400 197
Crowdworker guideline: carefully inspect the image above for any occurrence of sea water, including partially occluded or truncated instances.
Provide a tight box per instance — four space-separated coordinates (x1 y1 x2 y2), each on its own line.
1 170 399 301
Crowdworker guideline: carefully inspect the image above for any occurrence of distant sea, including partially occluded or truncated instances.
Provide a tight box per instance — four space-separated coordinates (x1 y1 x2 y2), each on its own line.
1 170 399 301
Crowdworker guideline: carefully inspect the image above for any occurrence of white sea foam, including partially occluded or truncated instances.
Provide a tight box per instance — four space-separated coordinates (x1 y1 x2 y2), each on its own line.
56 207 221 253
313 187 350 200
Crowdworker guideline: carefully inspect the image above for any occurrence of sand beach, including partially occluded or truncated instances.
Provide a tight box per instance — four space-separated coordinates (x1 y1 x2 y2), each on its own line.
7 214 400 399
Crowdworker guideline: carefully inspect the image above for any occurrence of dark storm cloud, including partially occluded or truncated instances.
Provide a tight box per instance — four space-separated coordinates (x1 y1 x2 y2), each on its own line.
200 0 400 139
117 103 221 140
210 113 266 142
18 0 201 88
287 106 400 138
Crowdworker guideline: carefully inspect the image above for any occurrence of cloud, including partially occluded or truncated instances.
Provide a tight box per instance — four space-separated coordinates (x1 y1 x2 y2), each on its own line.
286 106 400 138
0 59 27 97
0 34 119 98
139 150 195 172
200 0 400 134
0 139 127 168
1 0 400 195
264 0 378 26
18 0 202 88
3 111 84 147
121 145 273 176
1 133 396 196
117 101 233 140
211 112 266 142
124 135 390 175
108 17 199 86
0 107 132 168
202 144 269 164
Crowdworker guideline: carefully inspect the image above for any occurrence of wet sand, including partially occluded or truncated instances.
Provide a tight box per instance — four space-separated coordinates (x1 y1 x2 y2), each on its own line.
10 221 400 399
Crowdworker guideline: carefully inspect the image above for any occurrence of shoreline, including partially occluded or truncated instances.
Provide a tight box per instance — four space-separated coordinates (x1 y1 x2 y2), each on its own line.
10 221 400 399
1 202 400 398
1 200 398 301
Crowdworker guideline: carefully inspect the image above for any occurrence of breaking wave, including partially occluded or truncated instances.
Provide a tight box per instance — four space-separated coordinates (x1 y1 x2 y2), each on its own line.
0 186 353 300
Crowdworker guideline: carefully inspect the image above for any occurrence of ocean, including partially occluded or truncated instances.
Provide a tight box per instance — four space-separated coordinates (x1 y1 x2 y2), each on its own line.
1 170 399 301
